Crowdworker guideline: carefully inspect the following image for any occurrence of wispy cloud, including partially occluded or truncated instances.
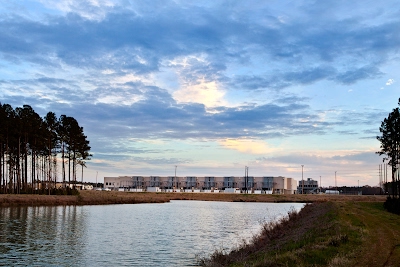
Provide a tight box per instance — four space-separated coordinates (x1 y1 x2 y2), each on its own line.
386 79 395 85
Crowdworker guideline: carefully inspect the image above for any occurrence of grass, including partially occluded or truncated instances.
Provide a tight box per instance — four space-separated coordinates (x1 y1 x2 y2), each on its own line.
199 202 347 267
0 190 387 206
199 201 400 267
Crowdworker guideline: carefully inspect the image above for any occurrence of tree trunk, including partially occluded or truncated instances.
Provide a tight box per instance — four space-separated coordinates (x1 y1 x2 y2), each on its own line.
48 139 52 188
68 150 71 187
31 150 35 192
0 143 2 193
17 137 21 194
62 142 65 186
392 165 396 198
24 142 28 191
9 162 13 193
72 151 76 188
396 169 400 197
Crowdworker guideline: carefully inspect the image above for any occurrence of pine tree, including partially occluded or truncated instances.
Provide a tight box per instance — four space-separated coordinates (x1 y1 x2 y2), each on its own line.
377 98 400 198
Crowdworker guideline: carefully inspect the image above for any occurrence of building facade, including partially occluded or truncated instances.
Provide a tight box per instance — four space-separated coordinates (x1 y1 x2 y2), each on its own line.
104 175 298 194
298 178 319 194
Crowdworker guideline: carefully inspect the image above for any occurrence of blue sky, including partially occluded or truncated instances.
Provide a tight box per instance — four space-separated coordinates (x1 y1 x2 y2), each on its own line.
1 0 399 186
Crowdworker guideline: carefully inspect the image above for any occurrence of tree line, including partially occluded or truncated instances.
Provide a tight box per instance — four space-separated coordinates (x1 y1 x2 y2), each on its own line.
0 103 91 194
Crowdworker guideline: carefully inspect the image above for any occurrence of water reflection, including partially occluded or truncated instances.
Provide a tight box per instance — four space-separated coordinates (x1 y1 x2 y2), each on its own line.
0 201 304 266
0 206 87 266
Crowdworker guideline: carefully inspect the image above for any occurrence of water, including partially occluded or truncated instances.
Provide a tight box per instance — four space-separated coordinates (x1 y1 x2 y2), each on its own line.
0 201 304 266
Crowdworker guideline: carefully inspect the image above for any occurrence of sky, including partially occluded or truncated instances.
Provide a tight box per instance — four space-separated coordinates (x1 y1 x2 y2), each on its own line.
0 0 399 187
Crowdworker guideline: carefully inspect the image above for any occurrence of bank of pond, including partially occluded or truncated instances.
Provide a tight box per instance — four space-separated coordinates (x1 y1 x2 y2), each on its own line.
202 201 400 267
0 190 387 207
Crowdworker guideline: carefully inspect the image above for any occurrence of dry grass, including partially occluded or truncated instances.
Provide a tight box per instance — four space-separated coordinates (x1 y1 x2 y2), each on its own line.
199 202 338 267
0 193 79 206
200 201 400 267
0 191 387 207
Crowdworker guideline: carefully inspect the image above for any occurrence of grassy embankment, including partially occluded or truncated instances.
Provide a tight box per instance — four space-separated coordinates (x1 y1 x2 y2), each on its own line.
0 190 387 206
200 200 400 267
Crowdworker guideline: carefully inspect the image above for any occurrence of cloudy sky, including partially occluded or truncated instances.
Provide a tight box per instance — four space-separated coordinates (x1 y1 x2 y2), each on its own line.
1 0 399 186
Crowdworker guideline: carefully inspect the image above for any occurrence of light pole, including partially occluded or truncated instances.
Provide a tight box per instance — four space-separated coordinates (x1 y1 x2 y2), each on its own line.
244 166 249 193
335 171 337 191
247 166 249 193
175 165 177 191
320 176 321 193
301 165 304 194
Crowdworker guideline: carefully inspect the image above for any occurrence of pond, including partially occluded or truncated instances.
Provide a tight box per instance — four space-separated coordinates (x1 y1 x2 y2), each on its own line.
0 201 305 266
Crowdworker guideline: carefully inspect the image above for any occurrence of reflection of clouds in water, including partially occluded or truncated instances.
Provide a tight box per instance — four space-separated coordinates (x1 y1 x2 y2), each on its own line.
0 202 304 266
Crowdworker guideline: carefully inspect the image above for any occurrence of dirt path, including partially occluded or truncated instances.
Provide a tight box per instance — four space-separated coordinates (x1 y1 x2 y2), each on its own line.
342 203 400 267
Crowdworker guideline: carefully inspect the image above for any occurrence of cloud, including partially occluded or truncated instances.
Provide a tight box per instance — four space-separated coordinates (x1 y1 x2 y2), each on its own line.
2 83 323 142
334 65 383 84
1 1 399 90
173 79 226 108
38 0 116 20
2 75 384 145
77 99 318 140
219 139 275 154
0 1 398 185
386 79 395 85
255 149 381 186
168 54 228 108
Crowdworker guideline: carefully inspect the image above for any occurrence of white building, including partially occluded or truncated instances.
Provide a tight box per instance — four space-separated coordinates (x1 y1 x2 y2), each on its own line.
104 176 134 189
103 175 297 194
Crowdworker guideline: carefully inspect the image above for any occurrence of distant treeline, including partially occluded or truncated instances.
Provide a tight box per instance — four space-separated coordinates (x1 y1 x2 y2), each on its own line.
0 103 91 194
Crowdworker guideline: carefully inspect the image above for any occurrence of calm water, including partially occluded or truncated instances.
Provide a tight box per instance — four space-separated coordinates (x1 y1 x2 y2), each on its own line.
0 201 304 266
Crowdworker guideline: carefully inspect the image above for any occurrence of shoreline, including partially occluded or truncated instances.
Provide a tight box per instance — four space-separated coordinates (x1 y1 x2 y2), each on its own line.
0 190 387 207
201 200 400 266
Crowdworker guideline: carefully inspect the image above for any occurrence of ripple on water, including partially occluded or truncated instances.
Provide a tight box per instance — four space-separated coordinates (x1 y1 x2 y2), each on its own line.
0 201 304 266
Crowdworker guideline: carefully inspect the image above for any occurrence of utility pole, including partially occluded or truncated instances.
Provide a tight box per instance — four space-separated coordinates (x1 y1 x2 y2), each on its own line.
301 165 304 194
175 165 177 191
335 171 337 190
386 163 388 184
247 166 249 193
245 166 247 194
320 176 321 193
244 166 249 193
